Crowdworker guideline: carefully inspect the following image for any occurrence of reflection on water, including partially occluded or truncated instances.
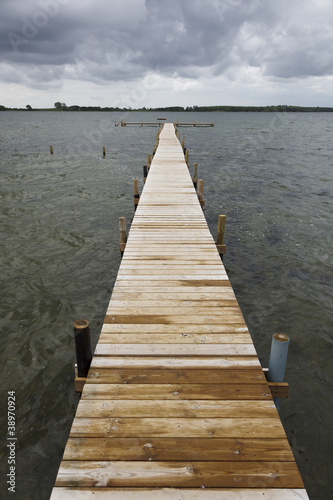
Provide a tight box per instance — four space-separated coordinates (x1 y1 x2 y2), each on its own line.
0 111 332 500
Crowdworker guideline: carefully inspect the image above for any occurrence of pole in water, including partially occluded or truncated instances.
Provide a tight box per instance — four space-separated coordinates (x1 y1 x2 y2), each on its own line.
74 319 92 378
216 215 226 260
103 146 106 158
143 164 148 183
198 179 205 207
134 178 140 210
119 216 127 255
181 135 185 148
185 149 189 166
192 162 198 189
50 145 53 154
268 333 290 410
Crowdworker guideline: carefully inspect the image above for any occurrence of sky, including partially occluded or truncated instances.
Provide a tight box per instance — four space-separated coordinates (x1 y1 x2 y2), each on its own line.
1 0 333 109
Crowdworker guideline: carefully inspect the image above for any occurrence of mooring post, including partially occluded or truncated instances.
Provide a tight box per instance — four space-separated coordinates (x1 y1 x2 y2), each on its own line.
103 146 106 158
50 145 53 154
74 319 92 378
268 333 290 410
192 162 198 189
181 135 185 148
119 216 127 255
134 178 140 210
198 179 205 207
185 149 189 166
147 154 151 174
216 215 226 260
143 164 148 182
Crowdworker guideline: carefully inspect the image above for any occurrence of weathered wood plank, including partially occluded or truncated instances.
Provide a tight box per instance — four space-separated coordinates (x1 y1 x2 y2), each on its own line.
75 399 276 418
98 333 252 344
94 344 257 357
63 437 292 461
69 417 286 439
55 461 304 488
89 356 261 368
86 368 266 385
51 488 310 500
82 384 272 400
100 324 249 334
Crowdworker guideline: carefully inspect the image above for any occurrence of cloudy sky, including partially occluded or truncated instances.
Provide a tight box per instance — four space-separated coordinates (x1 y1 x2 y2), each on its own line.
1 0 333 108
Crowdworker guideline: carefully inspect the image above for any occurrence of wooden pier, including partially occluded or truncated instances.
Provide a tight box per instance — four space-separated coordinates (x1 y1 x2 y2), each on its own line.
116 119 214 127
51 124 308 499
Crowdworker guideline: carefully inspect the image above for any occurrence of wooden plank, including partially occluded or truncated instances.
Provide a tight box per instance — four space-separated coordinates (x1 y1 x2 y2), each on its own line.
75 399 277 418
82 384 272 400
51 488 310 500
89 356 261 368
104 315 245 325
55 461 304 488
94 344 257 357
98 333 252 344
100 324 249 334
63 437 293 461
69 417 286 439
86 368 266 385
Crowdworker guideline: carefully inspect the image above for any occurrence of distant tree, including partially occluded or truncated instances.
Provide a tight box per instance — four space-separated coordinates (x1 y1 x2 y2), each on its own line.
26 104 32 110
0 105 6 111
54 102 62 109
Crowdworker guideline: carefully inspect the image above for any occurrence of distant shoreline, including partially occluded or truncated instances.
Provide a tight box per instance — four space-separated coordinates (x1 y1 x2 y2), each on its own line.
1 105 333 112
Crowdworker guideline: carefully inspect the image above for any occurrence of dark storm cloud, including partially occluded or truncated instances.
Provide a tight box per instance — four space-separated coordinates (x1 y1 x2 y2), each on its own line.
1 0 333 87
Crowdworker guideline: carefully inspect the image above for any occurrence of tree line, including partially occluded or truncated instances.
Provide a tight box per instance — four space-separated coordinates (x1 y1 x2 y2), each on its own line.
1 103 333 112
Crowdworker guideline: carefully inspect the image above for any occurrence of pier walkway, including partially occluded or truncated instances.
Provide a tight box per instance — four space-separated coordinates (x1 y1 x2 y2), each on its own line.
51 124 308 499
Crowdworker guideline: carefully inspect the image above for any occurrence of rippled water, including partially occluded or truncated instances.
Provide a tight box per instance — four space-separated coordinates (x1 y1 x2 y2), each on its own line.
0 111 332 500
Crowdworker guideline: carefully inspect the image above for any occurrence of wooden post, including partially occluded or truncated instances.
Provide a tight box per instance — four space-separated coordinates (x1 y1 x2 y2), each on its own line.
143 165 148 183
198 179 205 207
50 145 53 154
134 178 140 210
74 319 92 378
148 154 151 166
103 146 106 158
192 162 198 189
216 215 226 258
181 135 185 148
185 149 189 166
119 217 127 255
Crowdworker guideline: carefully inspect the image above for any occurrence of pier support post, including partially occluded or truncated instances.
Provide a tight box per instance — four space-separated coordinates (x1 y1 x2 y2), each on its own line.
103 147 106 158
198 179 205 207
268 333 290 410
216 215 226 259
143 165 148 183
74 319 92 378
192 162 198 189
181 135 185 148
119 216 127 255
185 149 189 166
50 145 53 154
134 178 140 210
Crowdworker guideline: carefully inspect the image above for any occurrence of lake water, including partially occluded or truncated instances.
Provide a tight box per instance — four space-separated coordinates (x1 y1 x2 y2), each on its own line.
0 111 332 500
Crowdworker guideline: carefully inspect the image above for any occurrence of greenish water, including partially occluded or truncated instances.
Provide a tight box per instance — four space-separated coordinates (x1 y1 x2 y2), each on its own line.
0 111 332 499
